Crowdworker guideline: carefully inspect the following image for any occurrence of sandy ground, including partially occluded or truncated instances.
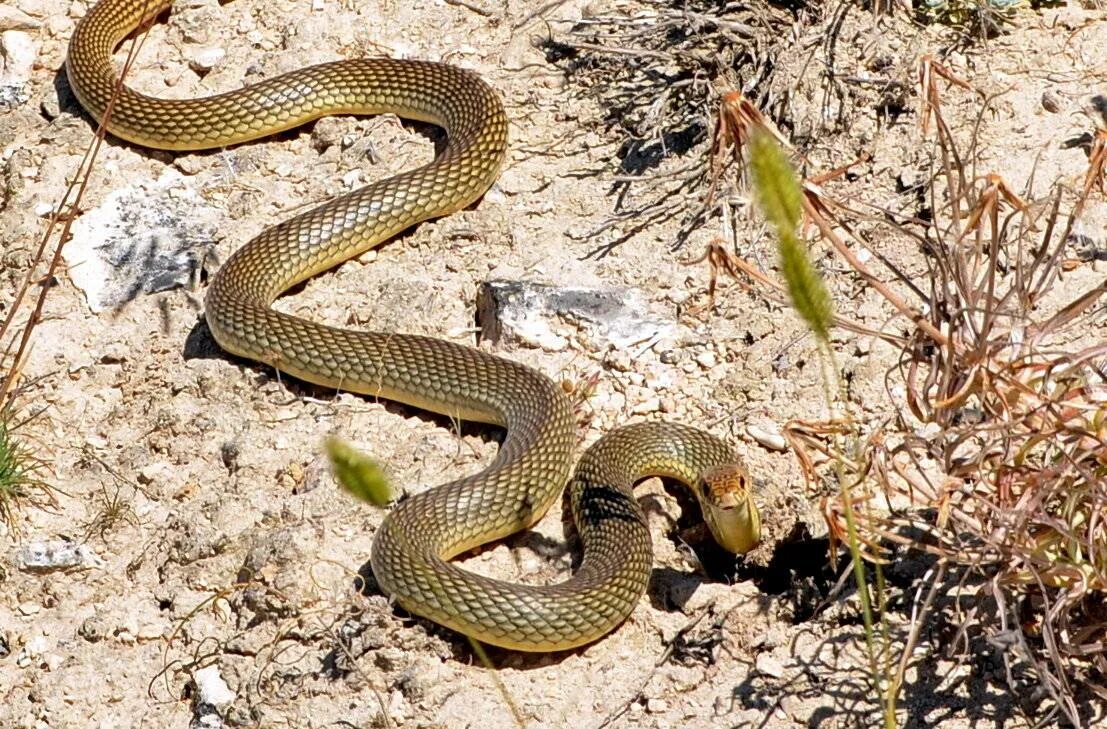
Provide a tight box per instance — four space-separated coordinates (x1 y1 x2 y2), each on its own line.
2 0 1106 727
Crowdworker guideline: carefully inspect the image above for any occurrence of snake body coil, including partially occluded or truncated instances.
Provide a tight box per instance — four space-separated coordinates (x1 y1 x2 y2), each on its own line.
68 0 760 651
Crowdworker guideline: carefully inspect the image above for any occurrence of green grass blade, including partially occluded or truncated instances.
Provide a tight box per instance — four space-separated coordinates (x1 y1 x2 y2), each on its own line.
325 436 394 507
748 129 834 342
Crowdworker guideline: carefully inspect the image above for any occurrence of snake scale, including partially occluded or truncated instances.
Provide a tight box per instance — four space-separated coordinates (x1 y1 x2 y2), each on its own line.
67 0 761 651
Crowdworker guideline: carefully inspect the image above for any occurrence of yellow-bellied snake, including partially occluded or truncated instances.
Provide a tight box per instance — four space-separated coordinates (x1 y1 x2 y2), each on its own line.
67 0 760 651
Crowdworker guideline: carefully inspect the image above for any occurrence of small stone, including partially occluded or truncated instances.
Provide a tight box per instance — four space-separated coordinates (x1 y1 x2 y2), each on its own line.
63 170 221 312
387 690 409 722
897 166 923 191
17 601 41 616
138 462 171 486
779 693 812 721
607 350 633 372
694 351 717 369
646 698 668 713
193 665 235 708
187 46 226 73
0 7 42 31
395 659 445 702
79 615 111 643
341 169 362 189
915 421 942 439
17 540 104 572
1 30 37 109
661 665 702 692
755 651 787 678
137 622 165 642
631 397 661 415
1040 90 1062 114
374 647 406 672
16 634 48 667
746 422 787 451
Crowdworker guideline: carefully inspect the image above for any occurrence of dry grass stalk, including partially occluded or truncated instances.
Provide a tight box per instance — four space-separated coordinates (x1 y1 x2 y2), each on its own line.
792 56 1105 725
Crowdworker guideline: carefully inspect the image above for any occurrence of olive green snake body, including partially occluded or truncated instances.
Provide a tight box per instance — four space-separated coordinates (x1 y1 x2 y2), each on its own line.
68 0 760 651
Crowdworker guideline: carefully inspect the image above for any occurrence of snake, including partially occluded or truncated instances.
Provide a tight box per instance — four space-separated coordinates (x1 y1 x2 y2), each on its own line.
67 0 761 651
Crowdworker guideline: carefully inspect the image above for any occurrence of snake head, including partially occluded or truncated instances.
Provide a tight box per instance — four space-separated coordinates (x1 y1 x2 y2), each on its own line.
698 463 761 554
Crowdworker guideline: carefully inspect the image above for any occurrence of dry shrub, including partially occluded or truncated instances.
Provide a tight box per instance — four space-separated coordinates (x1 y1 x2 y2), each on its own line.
791 64 1107 726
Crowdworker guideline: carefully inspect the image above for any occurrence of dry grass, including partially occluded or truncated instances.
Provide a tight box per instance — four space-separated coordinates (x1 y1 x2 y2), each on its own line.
784 55 1107 728
545 0 794 253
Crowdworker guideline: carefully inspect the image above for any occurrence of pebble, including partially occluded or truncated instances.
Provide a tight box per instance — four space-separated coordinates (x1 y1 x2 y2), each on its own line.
607 350 633 372
193 665 236 708
17 602 41 616
387 690 410 722
374 647 406 672
79 616 110 643
779 693 813 722
0 7 41 31
755 651 787 678
0 29 36 107
341 169 362 189
631 397 661 415
746 422 788 451
694 351 717 369
187 46 226 73
63 170 222 312
477 280 674 353
16 634 49 668
1040 89 1062 114
138 462 172 485
646 698 668 713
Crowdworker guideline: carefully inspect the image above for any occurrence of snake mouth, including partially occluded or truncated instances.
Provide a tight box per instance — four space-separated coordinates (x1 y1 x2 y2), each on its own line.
699 463 761 554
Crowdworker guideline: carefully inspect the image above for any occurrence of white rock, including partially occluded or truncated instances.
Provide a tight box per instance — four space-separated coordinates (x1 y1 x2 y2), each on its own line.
16 540 104 572
193 665 235 708
341 169 362 189
746 422 788 452
477 280 674 353
64 170 221 312
0 7 42 31
387 689 409 722
16 634 49 667
694 351 717 369
755 651 787 678
187 46 225 72
0 30 36 108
